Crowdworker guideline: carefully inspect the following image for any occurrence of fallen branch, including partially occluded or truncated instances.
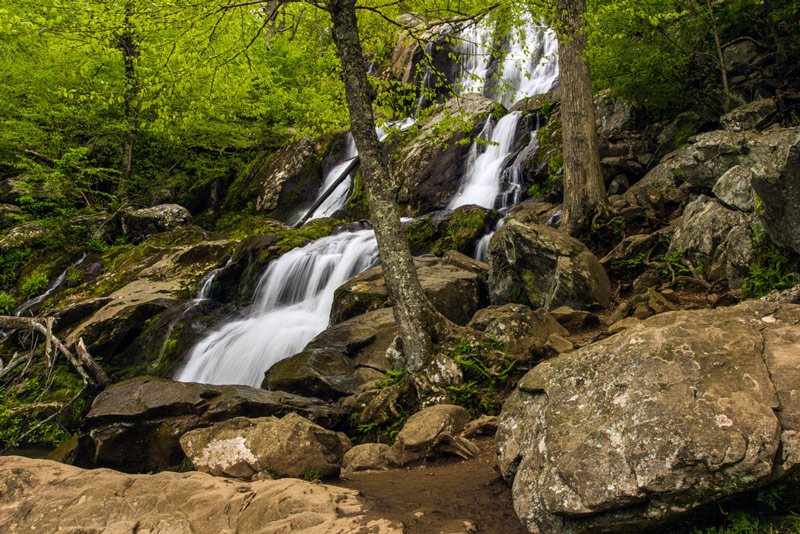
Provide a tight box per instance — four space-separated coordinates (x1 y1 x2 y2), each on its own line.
0 386 84 455
0 316 108 389
0 352 31 381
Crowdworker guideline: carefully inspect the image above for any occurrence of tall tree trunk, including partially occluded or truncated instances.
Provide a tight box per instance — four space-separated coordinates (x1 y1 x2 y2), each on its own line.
327 0 449 372
555 0 610 235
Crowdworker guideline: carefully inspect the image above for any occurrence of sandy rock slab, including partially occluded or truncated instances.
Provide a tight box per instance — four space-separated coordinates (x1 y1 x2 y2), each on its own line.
0 456 403 534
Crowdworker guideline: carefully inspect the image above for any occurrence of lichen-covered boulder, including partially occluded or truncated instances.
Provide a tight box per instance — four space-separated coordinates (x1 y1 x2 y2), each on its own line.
180 413 352 479
488 220 611 310
712 164 755 212
497 301 800 534
331 251 488 325
120 204 192 242
720 99 776 132
0 456 403 534
467 304 568 357
750 128 800 254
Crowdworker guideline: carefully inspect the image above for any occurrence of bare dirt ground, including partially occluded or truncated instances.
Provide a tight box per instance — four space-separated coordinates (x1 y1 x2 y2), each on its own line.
333 437 527 534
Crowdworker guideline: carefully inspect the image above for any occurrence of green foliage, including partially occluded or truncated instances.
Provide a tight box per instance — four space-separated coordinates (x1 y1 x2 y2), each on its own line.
376 368 406 389
85 238 109 254
0 248 32 290
354 404 409 444
302 467 322 481
690 483 800 533
742 227 799 298
447 354 517 416
0 291 16 314
615 251 647 270
20 274 49 300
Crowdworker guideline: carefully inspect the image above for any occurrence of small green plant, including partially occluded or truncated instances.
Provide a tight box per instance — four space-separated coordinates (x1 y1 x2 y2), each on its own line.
65 268 83 287
21 274 49 300
447 356 517 416
302 467 321 481
615 251 646 270
742 227 799 298
376 368 406 389
657 249 693 278
0 292 16 314
85 237 108 253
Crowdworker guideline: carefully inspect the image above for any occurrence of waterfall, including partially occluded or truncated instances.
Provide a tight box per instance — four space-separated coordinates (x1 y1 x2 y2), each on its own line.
456 22 558 107
14 253 87 317
448 111 522 210
303 133 358 223
175 228 379 386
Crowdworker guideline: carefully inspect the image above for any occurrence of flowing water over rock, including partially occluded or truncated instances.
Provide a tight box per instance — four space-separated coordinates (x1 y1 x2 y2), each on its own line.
448 111 522 210
176 229 378 386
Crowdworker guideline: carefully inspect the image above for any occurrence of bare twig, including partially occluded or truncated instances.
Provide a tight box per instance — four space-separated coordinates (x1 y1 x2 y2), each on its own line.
0 386 85 455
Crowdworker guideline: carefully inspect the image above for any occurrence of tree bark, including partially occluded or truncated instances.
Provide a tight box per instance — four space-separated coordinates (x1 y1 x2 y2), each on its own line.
118 0 140 193
327 0 450 371
555 0 610 235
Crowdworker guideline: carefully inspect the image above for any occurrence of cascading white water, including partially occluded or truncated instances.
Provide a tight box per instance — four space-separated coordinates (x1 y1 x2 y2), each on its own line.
14 253 87 317
448 111 522 210
175 228 378 386
456 22 559 107
456 24 493 96
305 133 358 222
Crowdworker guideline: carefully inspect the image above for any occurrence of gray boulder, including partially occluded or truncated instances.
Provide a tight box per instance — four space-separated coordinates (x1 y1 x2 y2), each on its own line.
668 195 754 288
180 413 352 479
341 443 391 474
497 301 800 534
720 99 776 132
750 128 800 254
488 220 611 310
120 204 192 243
712 164 754 212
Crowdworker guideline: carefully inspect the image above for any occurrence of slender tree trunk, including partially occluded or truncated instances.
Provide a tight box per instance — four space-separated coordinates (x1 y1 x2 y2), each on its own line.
327 0 449 372
555 0 610 235
118 0 139 194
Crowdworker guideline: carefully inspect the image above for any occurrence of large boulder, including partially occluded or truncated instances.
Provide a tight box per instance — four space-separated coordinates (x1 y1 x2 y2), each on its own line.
222 136 322 220
120 204 192 243
55 377 343 472
331 251 488 325
0 456 402 533
262 308 396 400
497 301 800 534
720 99 776 132
180 413 352 479
488 220 611 310
668 195 754 289
750 128 800 254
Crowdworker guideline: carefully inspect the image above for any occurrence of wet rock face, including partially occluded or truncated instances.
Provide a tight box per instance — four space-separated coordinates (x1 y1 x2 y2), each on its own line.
392 94 496 213
262 308 396 401
180 413 352 479
56 377 343 473
488 220 611 311
223 136 322 221
0 456 403 534
497 301 800 534
120 204 192 243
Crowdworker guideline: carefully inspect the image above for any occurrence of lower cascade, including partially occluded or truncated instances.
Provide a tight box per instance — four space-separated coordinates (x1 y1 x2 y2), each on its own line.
175 228 379 386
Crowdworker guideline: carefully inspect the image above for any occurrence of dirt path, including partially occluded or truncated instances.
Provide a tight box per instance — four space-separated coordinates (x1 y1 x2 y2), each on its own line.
333 437 527 534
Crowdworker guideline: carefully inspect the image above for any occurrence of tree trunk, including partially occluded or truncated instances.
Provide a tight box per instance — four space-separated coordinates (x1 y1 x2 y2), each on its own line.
555 0 610 235
327 0 449 371
118 0 139 194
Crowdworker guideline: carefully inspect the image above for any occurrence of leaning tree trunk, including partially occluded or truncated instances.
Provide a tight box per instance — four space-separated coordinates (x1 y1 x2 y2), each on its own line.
118 0 140 194
555 0 610 235
327 0 449 371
